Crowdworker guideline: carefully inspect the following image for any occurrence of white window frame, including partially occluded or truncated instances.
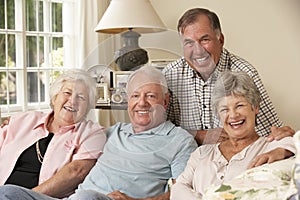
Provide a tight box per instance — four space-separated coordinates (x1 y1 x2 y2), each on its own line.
0 0 77 118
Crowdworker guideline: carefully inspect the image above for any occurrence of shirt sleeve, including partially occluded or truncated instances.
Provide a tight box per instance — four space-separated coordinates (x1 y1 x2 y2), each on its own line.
73 122 107 160
264 136 296 155
162 67 182 127
171 148 203 200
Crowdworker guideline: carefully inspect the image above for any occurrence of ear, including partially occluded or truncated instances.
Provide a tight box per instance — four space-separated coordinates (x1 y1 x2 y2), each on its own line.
255 105 260 115
219 33 225 46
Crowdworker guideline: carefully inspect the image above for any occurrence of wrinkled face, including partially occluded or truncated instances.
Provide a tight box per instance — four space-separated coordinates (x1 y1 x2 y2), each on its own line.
180 15 224 79
52 80 89 125
127 83 169 133
218 95 259 139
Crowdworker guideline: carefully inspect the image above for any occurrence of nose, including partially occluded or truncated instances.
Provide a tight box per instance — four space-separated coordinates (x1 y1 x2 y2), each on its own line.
67 94 77 104
228 108 239 118
137 96 149 107
193 41 206 54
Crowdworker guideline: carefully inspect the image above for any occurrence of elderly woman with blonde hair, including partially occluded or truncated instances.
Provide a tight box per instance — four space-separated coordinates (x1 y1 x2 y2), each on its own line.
0 69 106 198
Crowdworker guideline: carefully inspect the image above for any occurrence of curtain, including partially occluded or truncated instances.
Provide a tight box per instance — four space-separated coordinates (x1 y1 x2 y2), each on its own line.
76 0 111 69
76 0 129 127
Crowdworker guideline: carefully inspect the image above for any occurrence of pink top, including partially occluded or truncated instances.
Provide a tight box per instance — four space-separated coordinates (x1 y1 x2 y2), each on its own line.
0 111 106 185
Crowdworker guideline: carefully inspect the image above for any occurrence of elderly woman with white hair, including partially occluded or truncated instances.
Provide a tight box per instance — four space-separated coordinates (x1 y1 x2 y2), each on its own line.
0 69 106 198
170 71 296 200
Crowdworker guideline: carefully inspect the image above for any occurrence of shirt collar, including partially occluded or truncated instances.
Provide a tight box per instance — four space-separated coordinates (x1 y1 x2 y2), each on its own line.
213 137 265 162
33 111 78 133
204 48 229 84
179 57 198 79
121 121 175 136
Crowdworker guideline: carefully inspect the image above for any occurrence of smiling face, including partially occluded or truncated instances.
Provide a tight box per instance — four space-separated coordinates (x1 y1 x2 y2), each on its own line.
127 83 169 133
52 80 89 126
218 95 259 139
181 14 224 80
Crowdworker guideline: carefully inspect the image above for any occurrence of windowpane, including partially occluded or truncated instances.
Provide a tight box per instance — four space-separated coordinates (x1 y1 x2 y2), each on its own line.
39 36 44 66
26 0 37 31
50 70 63 84
27 71 45 103
8 71 16 104
7 34 16 67
7 0 15 29
38 1 43 31
39 71 45 102
52 37 63 67
0 71 16 104
52 2 62 32
0 34 5 67
0 71 7 104
26 36 37 67
0 0 4 29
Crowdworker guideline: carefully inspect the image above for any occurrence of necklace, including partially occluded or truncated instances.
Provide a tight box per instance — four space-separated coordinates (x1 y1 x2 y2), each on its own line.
35 141 44 164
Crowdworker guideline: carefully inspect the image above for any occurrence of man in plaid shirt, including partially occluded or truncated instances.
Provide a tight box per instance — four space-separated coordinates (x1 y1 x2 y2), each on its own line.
163 8 294 145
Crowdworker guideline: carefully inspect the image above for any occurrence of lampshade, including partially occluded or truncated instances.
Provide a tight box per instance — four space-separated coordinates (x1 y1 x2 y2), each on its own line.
95 0 166 34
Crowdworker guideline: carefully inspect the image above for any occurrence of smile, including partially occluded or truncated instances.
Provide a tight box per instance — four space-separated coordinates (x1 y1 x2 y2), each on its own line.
136 110 150 114
229 120 245 126
195 55 209 63
64 106 77 112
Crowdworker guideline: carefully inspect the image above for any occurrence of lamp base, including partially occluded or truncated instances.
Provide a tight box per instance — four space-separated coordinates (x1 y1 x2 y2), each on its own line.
114 30 149 71
115 48 148 71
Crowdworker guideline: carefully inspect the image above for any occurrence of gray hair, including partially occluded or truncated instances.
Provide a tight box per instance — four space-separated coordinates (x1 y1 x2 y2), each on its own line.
211 71 261 117
126 65 168 96
49 69 96 110
177 8 222 37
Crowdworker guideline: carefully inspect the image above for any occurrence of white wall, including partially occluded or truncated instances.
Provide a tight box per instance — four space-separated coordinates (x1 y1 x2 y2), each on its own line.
148 0 300 131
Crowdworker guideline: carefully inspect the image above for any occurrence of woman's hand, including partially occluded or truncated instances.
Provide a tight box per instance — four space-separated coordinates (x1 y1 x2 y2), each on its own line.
248 148 293 169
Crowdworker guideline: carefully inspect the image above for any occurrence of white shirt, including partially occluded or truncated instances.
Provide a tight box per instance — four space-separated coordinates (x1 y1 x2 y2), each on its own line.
171 137 296 200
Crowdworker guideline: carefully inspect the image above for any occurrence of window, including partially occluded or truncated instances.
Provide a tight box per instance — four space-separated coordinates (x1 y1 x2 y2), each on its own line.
0 0 77 117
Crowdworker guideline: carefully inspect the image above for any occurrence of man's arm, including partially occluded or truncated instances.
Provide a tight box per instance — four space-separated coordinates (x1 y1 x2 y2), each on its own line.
194 128 228 145
108 190 170 200
195 126 295 145
32 159 96 198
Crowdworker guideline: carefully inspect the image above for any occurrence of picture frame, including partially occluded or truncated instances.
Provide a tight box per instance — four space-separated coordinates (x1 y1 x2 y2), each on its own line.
114 71 132 89
96 83 109 104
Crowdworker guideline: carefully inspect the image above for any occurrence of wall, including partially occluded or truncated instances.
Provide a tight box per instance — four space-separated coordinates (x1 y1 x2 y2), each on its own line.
147 0 300 131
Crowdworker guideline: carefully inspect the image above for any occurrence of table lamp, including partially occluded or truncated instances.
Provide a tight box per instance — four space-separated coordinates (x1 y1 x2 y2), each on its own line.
94 0 166 71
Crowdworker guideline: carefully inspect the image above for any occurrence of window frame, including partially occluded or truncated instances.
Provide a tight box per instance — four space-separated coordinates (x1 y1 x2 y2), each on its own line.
0 0 77 117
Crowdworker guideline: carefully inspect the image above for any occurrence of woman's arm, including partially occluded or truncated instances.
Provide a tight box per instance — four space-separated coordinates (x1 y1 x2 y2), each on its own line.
170 149 202 200
32 159 96 198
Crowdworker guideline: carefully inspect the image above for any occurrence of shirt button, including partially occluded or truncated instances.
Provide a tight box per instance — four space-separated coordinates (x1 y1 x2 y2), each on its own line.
220 176 224 180
204 126 208 129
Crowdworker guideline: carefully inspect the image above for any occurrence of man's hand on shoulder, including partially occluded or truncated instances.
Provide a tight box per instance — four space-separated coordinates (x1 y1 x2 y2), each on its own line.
195 128 228 145
266 126 295 142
